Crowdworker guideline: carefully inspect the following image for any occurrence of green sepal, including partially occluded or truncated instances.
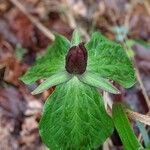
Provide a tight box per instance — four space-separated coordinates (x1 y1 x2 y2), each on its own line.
31 71 72 95
71 29 81 46
78 71 120 94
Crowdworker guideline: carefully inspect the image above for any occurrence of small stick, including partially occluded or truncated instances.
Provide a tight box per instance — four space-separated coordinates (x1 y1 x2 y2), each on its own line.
103 90 150 126
143 0 150 16
9 0 55 41
63 0 76 28
126 109 150 126
135 63 150 109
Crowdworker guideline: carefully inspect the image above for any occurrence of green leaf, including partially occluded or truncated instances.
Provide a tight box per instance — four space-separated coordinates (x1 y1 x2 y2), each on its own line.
145 143 150 150
71 29 81 46
39 77 114 150
31 71 72 95
20 34 70 84
86 32 136 88
112 103 143 150
78 71 120 94
137 121 150 148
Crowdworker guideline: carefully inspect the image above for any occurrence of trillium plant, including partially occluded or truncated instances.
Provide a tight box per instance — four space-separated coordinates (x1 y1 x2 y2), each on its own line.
21 30 145 150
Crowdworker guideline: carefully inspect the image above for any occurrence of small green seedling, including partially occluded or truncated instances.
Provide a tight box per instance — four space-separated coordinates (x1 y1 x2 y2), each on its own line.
21 30 146 150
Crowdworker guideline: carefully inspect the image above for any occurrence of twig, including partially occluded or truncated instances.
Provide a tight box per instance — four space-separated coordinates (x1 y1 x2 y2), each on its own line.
103 91 150 127
63 0 76 28
80 27 90 41
65 11 76 29
134 62 150 109
42 0 50 16
126 109 150 126
143 0 150 16
103 89 150 126
9 0 55 41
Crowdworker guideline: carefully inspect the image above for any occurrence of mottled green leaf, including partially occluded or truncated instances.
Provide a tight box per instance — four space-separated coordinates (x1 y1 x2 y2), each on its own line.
112 103 143 150
39 77 114 150
86 32 136 88
20 34 70 84
79 71 120 94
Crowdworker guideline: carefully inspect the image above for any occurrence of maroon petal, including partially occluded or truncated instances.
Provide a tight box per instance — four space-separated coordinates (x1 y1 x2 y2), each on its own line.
65 42 87 74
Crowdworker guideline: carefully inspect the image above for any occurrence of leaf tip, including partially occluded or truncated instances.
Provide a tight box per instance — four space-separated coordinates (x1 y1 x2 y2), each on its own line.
116 89 121 94
31 88 40 95
31 91 36 95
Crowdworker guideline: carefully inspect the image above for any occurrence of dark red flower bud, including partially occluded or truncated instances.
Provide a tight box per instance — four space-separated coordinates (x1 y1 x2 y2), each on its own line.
65 42 87 74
